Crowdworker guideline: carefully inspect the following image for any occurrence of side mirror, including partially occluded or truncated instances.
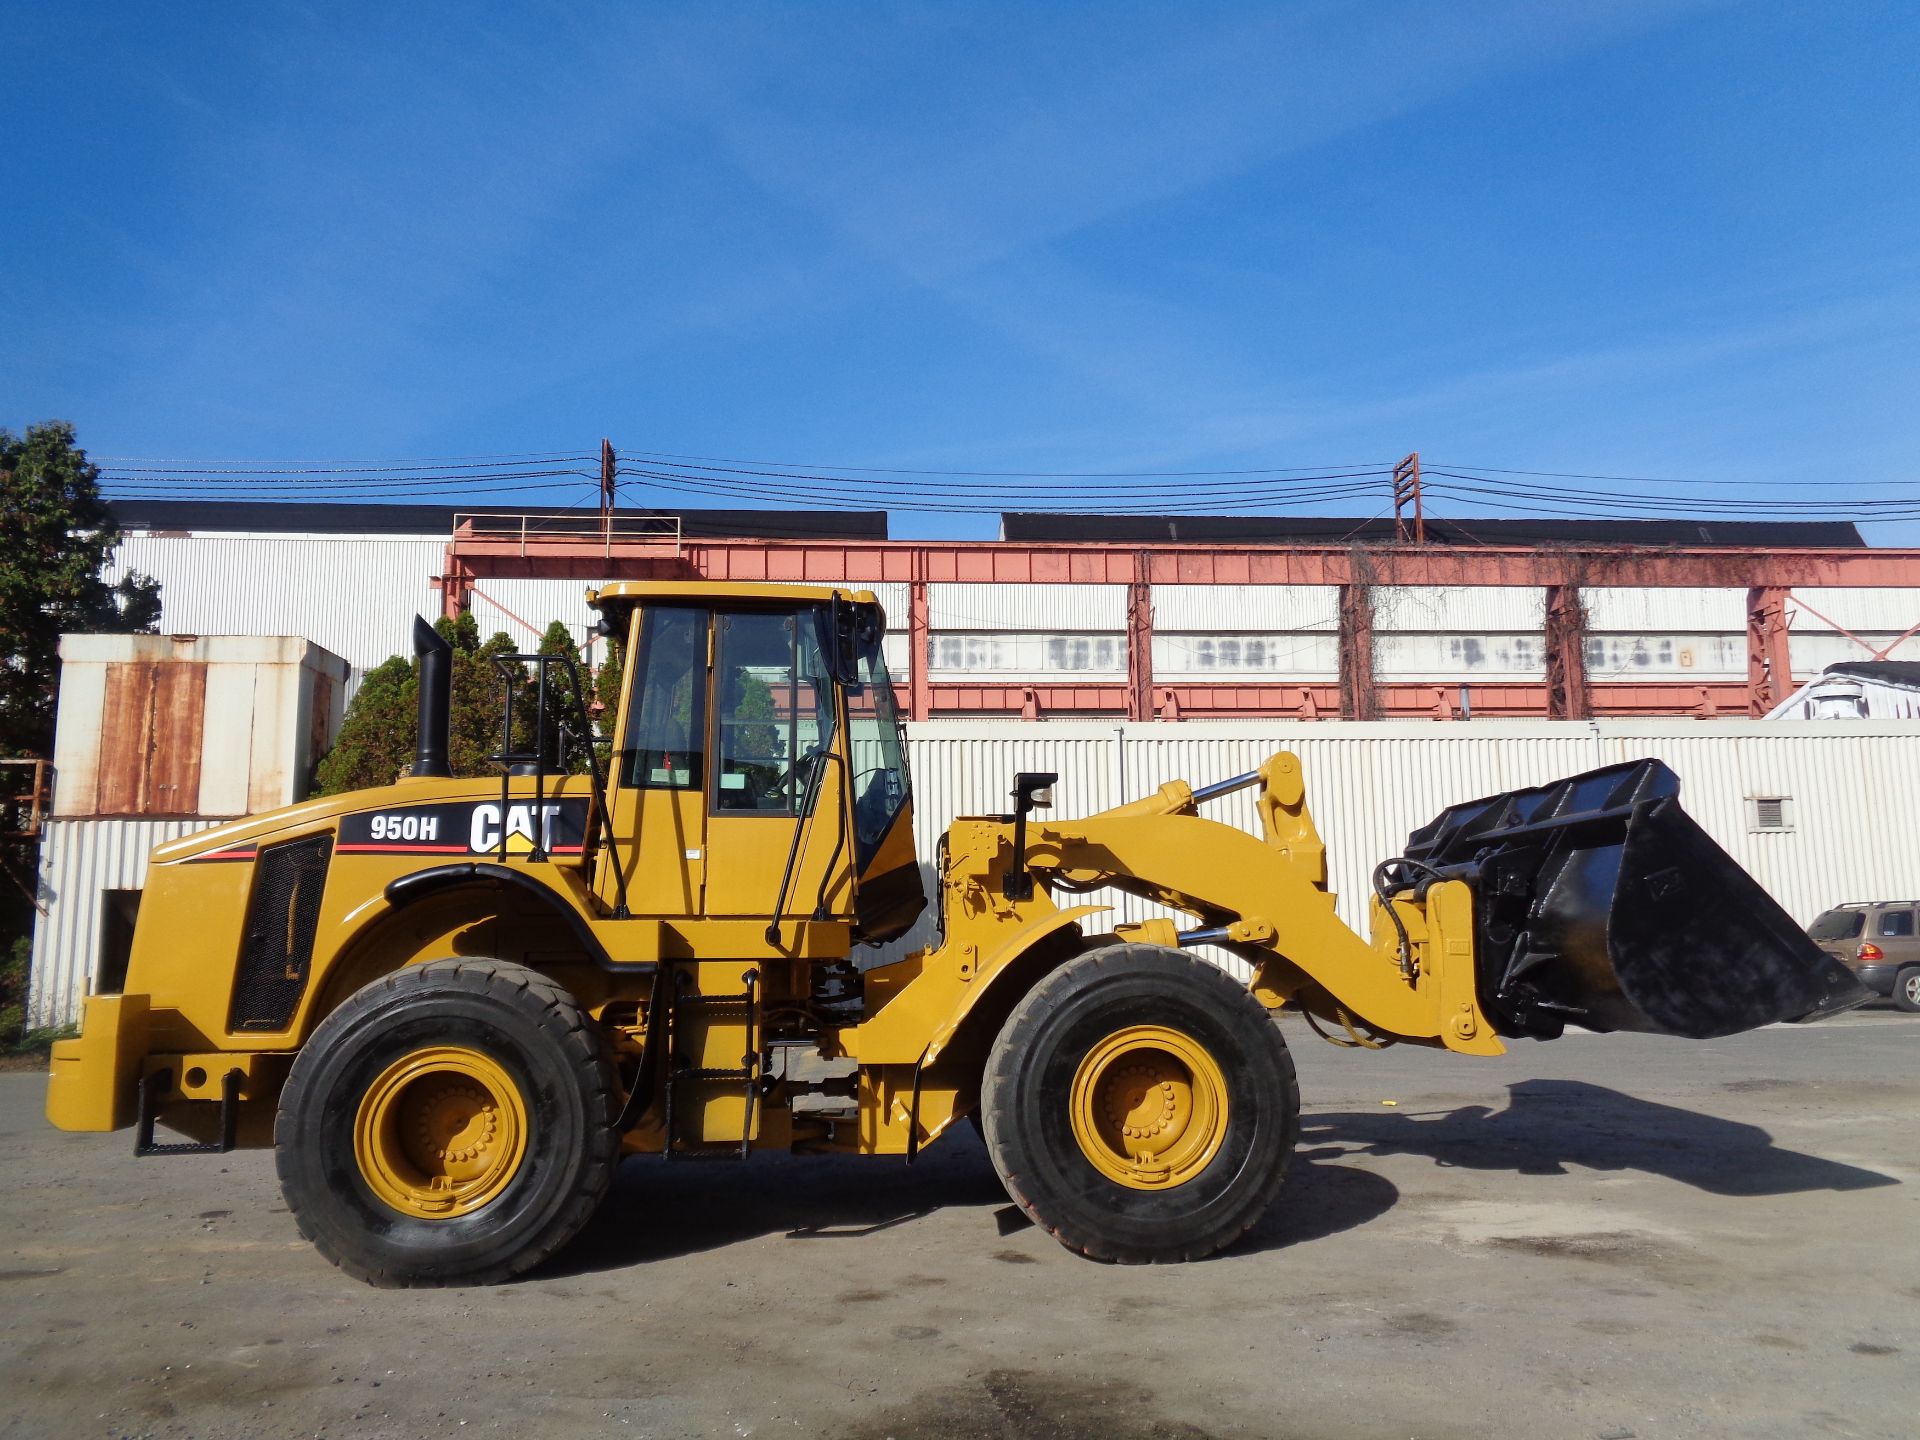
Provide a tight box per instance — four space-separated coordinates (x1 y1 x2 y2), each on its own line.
1013 772 1057 813
830 597 884 685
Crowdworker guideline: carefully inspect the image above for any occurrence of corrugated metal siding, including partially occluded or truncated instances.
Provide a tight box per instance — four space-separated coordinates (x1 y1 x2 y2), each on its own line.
1374 586 1545 632
1584 587 1749 632
1152 585 1340 631
1787 588 1920 631
1592 723 1920 926
111 534 443 672
893 719 1920 942
929 583 1126 631
29 818 220 1027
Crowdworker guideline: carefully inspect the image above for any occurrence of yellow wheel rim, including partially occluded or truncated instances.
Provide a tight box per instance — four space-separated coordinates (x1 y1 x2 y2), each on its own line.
1068 1025 1229 1190
352 1046 528 1220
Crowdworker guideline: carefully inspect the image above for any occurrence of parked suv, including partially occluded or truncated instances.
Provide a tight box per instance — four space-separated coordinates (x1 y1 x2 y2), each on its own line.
1807 902 1920 1012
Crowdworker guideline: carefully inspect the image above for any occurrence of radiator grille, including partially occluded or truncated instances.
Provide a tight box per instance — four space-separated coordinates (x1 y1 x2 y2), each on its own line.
228 834 333 1031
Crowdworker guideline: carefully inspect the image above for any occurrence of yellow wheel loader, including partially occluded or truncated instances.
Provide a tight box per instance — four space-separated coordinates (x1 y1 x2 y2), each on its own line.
45 582 1866 1285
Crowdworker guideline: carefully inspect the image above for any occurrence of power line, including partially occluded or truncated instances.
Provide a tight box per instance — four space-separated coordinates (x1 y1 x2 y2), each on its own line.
624 448 1399 479
1432 461 1919 489
84 441 1919 523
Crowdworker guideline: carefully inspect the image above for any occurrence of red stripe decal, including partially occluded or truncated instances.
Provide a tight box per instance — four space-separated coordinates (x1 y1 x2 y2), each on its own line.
336 843 474 854
336 843 586 856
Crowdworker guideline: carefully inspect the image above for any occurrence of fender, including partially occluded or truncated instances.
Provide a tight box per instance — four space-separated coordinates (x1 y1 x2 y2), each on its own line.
851 904 1108 1067
379 862 652 973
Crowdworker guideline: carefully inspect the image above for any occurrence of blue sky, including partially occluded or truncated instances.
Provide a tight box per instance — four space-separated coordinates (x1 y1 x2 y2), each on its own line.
4 1 1917 540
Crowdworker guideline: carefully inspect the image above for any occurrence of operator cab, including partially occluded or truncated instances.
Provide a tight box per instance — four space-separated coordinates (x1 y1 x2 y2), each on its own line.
585 581 923 945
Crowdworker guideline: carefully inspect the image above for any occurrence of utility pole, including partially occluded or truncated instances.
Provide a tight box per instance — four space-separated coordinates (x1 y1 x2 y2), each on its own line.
600 438 617 522
1392 452 1424 545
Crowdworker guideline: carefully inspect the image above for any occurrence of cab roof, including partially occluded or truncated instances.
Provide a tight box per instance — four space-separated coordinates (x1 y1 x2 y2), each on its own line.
586 580 874 607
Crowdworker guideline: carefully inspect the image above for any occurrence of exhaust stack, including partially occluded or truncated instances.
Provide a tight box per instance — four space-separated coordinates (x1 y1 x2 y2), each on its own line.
412 615 452 779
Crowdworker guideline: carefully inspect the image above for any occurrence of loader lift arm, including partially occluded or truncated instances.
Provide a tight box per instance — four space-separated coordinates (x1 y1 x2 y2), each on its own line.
1019 754 1504 1055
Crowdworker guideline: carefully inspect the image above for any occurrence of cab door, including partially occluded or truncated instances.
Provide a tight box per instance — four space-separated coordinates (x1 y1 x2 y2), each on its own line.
700 607 850 923
595 604 708 917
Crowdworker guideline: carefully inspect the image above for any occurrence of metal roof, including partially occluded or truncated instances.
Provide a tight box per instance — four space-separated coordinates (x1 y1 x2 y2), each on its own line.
1000 513 1867 548
1823 660 1920 689
108 499 888 541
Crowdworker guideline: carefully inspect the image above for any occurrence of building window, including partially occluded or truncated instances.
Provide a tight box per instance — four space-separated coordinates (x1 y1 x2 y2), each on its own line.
929 632 1123 676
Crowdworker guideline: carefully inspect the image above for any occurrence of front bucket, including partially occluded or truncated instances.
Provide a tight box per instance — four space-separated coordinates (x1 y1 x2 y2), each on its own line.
1396 760 1867 1040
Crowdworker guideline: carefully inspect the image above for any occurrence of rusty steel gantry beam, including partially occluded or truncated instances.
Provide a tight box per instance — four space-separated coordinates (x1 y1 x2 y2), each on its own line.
441 522 1920 720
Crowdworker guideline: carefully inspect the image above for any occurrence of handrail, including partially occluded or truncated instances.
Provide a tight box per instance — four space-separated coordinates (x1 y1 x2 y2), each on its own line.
451 512 682 559
487 651 631 919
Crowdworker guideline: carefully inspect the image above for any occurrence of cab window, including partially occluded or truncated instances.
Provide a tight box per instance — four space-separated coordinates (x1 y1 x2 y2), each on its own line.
713 609 835 813
620 607 707 790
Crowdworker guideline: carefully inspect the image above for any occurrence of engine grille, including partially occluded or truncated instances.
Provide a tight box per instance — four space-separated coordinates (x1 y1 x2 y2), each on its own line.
228 834 333 1031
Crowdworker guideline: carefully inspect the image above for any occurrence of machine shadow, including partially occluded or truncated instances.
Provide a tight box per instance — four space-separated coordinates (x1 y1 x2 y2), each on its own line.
538 1128 1011 1278
1299 1078 1899 1197
538 1129 1398 1278
539 1077 1878 1280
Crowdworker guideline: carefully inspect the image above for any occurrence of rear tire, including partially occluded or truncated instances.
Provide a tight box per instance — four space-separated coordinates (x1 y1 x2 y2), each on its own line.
980 944 1299 1263
1893 967 1920 1013
275 959 618 1287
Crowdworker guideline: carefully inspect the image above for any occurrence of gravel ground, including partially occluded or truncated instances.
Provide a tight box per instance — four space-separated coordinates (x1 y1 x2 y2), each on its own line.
1 1009 1913 1440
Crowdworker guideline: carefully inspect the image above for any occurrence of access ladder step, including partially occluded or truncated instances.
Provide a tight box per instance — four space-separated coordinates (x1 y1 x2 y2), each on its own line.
666 1143 753 1161
663 968 761 1161
135 1069 242 1157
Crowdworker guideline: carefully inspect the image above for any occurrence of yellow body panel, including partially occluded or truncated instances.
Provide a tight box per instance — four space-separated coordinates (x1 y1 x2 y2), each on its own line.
47 994 150 1131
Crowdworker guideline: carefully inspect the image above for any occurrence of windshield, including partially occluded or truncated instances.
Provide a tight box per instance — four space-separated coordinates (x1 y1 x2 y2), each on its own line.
845 605 910 868
1808 910 1864 940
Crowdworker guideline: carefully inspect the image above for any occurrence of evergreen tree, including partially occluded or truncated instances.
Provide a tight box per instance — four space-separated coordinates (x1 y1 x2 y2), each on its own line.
314 612 525 794
535 620 591 773
0 422 161 760
592 634 625 726
312 656 414 795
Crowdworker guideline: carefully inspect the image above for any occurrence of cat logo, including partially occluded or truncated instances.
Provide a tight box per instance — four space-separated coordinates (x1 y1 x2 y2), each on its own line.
468 803 567 856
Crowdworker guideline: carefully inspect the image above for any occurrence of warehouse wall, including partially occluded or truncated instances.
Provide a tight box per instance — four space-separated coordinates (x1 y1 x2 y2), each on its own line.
883 719 1920 972
110 533 443 676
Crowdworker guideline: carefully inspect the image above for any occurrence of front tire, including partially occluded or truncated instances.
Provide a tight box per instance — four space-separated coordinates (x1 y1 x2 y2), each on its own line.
980 944 1299 1263
275 959 618 1287
1893 967 1920 1013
